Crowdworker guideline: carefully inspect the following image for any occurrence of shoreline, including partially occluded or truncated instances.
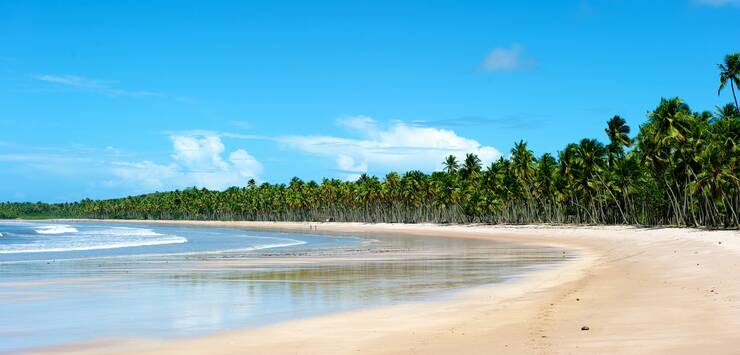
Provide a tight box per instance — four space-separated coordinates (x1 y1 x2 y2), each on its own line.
45 221 740 354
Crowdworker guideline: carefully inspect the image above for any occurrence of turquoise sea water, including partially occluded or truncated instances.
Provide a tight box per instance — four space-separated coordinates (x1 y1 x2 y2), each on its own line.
0 221 572 353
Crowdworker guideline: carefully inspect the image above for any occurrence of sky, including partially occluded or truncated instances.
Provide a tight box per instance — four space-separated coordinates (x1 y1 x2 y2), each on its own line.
1 0 738 202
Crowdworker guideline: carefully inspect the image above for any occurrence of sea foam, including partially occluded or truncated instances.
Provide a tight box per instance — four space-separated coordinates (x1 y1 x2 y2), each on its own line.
0 237 187 253
2 225 187 254
228 239 306 252
34 225 79 235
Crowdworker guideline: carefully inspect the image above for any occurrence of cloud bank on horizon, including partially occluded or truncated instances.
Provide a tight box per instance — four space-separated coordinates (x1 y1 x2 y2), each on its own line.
281 116 501 180
111 116 503 190
108 134 262 192
1 115 501 198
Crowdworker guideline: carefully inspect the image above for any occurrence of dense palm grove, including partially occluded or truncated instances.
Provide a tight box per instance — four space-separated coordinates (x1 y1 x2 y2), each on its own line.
2 55 739 228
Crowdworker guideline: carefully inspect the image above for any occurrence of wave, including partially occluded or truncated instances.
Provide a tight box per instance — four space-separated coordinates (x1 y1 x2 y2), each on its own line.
226 239 307 252
2 224 189 254
160 238 307 258
0 236 187 254
34 225 79 235
1 224 306 257
78 227 162 237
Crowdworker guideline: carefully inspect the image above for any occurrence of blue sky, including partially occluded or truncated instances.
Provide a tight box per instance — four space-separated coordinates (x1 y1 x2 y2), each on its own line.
1 0 738 202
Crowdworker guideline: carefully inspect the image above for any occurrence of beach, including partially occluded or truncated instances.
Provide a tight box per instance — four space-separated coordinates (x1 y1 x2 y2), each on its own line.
37 221 740 354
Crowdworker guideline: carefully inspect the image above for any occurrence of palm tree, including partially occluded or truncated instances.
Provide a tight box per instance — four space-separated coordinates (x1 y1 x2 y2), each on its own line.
442 155 459 174
718 53 740 110
605 115 631 168
511 140 535 184
695 141 739 227
460 153 481 180
637 98 699 224
575 140 607 186
535 153 557 198
535 153 558 221
573 138 608 222
638 98 692 173
613 154 642 223
716 103 740 121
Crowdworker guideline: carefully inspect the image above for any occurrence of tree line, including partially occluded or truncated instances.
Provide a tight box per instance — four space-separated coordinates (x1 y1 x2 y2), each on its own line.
2 54 739 228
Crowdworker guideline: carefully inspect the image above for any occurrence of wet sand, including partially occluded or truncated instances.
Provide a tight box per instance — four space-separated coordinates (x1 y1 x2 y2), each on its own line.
45 222 740 354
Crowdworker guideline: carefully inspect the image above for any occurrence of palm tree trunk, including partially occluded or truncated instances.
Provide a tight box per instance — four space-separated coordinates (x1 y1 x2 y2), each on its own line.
732 80 739 110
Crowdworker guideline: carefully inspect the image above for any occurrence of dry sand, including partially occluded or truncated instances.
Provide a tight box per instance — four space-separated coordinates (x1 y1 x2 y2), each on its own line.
44 221 740 354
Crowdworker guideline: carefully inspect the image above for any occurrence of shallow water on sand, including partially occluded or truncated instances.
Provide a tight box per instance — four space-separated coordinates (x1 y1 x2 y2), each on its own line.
0 221 573 352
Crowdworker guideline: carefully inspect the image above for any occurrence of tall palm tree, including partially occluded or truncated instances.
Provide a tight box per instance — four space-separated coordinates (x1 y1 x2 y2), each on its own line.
574 138 608 222
442 155 459 174
575 139 607 190
460 153 481 180
604 115 631 168
511 140 535 184
613 154 642 223
695 141 739 227
637 97 692 173
716 103 740 121
718 53 740 110
535 153 557 199
535 153 558 221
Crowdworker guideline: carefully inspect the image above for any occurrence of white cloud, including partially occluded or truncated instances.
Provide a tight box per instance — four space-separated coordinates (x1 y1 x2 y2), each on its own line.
228 149 263 179
481 44 535 73
171 135 230 171
336 154 368 181
109 134 262 191
110 161 179 190
695 0 740 6
281 116 501 179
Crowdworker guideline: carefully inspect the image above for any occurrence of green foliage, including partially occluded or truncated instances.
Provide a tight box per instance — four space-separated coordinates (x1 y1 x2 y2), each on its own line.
718 53 740 109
